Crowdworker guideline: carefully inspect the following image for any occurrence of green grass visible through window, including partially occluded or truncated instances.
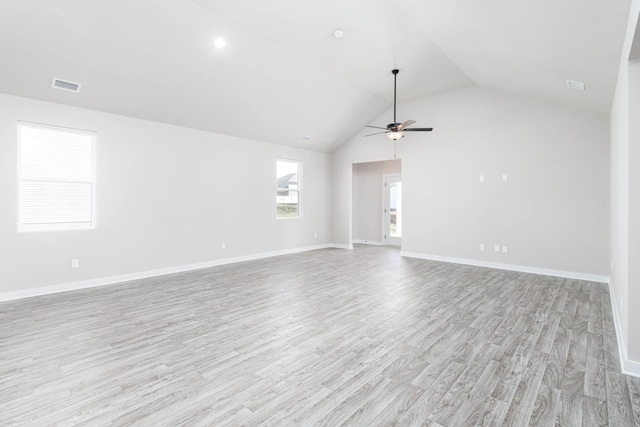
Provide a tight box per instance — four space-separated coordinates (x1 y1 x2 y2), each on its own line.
277 204 299 218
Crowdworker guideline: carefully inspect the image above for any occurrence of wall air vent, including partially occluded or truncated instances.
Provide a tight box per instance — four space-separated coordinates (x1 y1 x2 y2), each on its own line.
51 78 82 93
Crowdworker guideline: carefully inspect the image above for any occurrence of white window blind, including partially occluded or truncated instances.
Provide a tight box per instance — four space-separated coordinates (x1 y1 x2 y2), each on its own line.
18 122 96 232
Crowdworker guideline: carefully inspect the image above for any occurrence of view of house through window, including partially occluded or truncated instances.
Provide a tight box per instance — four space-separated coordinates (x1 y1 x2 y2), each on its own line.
18 122 97 232
276 159 301 218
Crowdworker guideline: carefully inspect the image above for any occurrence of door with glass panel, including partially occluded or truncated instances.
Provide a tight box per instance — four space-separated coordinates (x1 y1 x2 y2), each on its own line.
383 174 402 246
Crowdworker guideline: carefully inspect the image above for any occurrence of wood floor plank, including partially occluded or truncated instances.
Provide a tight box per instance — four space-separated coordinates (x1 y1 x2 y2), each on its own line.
0 245 638 426
557 367 585 427
627 374 640 425
584 332 607 400
444 360 503 426
498 350 549 426
395 361 466 426
426 346 500 425
473 396 510 427
582 395 608 427
606 369 636 426
528 384 561 426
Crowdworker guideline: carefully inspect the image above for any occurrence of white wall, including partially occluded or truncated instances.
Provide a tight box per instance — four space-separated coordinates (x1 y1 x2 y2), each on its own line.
629 59 640 364
0 93 330 294
610 0 640 373
611 61 630 358
332 85 610 278
352 160 401 243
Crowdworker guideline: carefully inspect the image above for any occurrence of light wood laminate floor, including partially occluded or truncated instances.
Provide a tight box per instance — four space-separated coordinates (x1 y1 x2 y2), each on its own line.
1 245 639 426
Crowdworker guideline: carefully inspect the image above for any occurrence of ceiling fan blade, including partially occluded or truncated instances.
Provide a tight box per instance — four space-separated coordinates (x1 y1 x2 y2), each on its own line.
398 120 416 130
403 127 433 132
364 131 389 137
365 125 388 130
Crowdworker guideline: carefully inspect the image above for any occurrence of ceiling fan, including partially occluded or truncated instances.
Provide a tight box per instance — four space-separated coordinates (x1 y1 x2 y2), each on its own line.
364 69 433 141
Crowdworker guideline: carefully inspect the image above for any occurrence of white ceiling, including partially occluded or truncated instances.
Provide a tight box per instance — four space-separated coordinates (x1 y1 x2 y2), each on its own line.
0 0 630 152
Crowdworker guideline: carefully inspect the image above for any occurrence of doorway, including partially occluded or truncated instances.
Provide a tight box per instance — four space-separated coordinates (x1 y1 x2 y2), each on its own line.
351 160 401 246
383 174 402 246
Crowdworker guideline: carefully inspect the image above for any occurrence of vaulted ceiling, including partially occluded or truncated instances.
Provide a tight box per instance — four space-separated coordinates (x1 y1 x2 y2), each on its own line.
0 0 630 152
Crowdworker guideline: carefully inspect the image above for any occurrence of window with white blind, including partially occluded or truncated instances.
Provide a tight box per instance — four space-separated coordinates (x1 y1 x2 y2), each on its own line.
18 122 96 232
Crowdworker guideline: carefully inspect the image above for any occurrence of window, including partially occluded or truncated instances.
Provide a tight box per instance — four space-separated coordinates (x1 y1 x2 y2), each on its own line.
276 159 301 218
18 122 97 232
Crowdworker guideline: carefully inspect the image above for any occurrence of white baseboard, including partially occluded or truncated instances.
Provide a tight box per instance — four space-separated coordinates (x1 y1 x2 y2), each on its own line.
0 244 345 303
399 251 610 283
352 239 384 246
331 243 354 250
607 284 640 378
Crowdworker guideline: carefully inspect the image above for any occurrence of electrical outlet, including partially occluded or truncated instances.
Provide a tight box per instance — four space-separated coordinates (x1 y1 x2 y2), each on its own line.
502 246 508 253
479 244 485 251
70 259 79 269
494 245 500 253
502 173 508 182
221 242 226 249
314 232 318 238
479 174 485 183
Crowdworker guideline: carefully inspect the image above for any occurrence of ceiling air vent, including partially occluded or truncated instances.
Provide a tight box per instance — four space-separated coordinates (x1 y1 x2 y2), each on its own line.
566 80 585 91
51 78 82 93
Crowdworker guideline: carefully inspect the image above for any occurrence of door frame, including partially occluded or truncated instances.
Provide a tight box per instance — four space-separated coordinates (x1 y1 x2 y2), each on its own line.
382 174 402 247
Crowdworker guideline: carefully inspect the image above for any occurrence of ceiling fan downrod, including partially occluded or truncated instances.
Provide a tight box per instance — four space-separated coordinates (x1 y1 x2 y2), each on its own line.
361 68 433 140
392 69 399 124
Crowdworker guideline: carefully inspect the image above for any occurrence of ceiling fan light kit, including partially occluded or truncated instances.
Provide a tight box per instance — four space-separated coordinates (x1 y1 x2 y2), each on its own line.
364 69 433 144
387 131 403 140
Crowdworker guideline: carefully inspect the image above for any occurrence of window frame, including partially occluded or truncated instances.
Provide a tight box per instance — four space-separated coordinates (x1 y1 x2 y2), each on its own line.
276 158 302 219
17 121 97 233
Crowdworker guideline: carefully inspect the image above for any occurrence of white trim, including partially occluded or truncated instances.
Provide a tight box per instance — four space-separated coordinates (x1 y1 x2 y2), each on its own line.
607 283 640 377
382 173 401 247
332 243 354 250
399 251 610 283
352 239 384 246
0 244 347 303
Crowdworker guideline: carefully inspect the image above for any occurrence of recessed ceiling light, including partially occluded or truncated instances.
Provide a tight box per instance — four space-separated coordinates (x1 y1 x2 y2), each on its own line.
213 37 226 49
333 29 344 39
566 80 585 90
